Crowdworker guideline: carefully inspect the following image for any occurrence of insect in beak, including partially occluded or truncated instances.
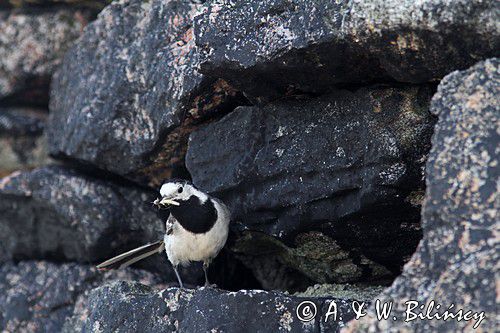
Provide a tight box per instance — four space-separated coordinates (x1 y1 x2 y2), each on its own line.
153 197 180 208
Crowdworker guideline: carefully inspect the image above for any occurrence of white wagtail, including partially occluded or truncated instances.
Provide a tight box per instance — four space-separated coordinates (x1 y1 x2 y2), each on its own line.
97 180 231 288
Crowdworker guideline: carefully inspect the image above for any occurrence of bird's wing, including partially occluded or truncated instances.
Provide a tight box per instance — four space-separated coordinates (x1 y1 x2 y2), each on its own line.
96 240 165 270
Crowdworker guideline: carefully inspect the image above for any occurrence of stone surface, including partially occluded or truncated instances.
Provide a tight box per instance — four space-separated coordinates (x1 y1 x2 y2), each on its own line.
187 85 435 286
64 280 361 333
1 0 497 331
0 261 163 333
195 0 500 102
0 8 93 104
345 59 499 332
48 0 245 187
0 165 204 284
294 283 384 302
0 1 109 9
0 107 51 177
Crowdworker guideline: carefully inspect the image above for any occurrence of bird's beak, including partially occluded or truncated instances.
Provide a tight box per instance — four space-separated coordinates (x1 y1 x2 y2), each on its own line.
154 197 180 207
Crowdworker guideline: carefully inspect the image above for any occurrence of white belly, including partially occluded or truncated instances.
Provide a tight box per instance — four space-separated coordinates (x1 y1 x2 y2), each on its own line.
163 206 229 266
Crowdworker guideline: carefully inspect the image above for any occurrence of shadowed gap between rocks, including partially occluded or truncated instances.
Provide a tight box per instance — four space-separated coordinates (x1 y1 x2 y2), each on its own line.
42 81 435 295
136 81 252 187
183 83 438 294
0 76 51 108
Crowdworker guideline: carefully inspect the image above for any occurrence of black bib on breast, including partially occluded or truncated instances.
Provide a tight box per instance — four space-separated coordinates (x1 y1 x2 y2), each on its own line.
169 195 218 234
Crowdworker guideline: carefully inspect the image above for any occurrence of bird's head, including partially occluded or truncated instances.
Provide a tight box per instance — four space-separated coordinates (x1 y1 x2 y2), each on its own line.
153 179 208 209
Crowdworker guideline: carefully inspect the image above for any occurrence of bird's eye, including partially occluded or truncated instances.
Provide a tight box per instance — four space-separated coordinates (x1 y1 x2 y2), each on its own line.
177 187 183 193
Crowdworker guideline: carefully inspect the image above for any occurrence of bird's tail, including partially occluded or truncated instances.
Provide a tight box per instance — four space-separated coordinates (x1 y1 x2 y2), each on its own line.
96 240 165 270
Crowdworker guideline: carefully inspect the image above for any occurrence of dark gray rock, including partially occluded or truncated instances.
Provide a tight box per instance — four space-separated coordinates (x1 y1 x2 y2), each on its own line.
48 0 245 187
64 280 361 333
187 85 436 287
194 0 500 103
345 59 499 332
0 165 203 284
0 261 163 333
0 1 109 9
0 108 51 176
0 8 93 103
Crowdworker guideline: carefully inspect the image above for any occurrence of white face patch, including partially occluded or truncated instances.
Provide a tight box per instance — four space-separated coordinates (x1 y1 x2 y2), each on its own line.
159 182 208 203
160 183 180 198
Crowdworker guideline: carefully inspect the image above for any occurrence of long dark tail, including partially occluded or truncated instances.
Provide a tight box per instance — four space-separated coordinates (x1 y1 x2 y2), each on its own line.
96 240 165 270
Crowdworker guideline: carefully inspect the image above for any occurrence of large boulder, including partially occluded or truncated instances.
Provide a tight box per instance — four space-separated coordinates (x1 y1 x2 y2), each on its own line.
64 280 363 333
0 165 204 284
0 8 93 104
187 85 436 288
47 0 245 187
345 59 499 332
194 0 500 103
0 107 50 177
0 261 163 333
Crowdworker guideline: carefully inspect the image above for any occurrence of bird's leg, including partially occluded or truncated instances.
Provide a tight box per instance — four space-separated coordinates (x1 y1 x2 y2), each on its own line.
173 265 184 289
202 261 210 287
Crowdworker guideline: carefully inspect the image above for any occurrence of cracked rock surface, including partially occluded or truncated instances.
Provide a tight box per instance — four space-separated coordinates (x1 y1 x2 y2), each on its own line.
48 0 245 187
195 0 499 102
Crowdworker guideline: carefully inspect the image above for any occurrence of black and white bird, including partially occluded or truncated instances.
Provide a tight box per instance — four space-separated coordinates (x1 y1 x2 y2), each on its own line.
97 180 231 288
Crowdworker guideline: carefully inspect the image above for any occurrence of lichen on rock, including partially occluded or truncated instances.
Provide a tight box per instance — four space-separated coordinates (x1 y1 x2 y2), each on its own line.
0 261 163 333
195 0 499 102
0 7 94 103
344 58 499 332
64 280 360 332
0 0 497 331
